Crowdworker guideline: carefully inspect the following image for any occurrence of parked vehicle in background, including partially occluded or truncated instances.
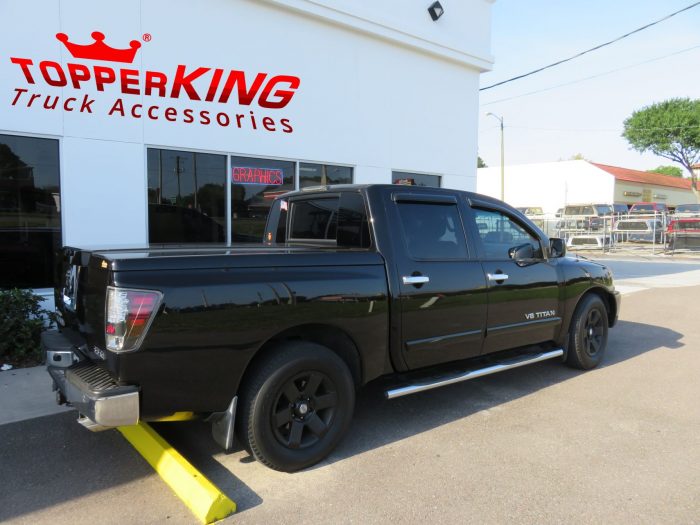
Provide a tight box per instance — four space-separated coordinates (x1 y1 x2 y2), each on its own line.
558 204 612 231
614 217 664 243
674 204 700 218
515 207 545 229
612 204 629 215
629 202 669 215
667 218 700 250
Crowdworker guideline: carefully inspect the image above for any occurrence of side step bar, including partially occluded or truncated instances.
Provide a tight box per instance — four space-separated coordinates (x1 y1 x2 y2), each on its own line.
385 349 564 399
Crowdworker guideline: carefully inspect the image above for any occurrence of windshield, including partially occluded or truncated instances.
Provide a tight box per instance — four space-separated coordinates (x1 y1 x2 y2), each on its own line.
595 205 613 215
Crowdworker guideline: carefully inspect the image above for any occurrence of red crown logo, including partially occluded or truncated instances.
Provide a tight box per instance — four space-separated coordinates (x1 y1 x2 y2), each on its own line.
56 31 141 63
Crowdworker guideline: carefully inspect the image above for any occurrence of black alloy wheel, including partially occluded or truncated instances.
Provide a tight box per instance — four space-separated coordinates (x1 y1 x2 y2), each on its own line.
582 307 605 358
566 293 608 370
237 341 355 472
271 370 338 450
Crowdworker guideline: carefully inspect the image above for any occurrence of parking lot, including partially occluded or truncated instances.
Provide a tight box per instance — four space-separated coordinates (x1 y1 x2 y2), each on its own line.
1 257 699 524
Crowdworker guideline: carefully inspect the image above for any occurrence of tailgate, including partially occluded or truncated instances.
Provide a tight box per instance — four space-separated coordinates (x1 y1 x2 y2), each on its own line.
56 247 112 353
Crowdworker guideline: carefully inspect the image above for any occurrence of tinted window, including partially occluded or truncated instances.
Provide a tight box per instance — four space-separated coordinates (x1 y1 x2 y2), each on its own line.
231 156 295 242
396 202 467 260
392 171 441 188
290 197 339 240
337 193 371 248
147 149 226 243
595 205 613 215
474 208 542 260
0 134 61 289
677 204 700 213
299 163 353 188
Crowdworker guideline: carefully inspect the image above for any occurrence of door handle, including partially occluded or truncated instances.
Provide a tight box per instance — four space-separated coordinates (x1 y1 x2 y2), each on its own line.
402 275 430 285
487 273 509 282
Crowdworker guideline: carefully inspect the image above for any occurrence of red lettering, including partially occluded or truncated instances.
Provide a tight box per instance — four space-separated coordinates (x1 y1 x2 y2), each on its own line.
10 58 35 83
249 110 257 130
131 103 142 118
40 61 67 87
280 118 293 133
145 71 167 97
200 110 210 125
108 98 125 116
183 108 194 123
27 93 41 107
79 94 94 113
164 107 177 122
218 71 266 104
120 69 140 95
94 66 116 91
259 75 300 109
235 114 245 128
205 69 223 102
170 65 209 100
43 95 59 110
63 97 76 111
148 105 159 120
262 117 276 132
216 112 230 126
67 63 91 89
11 88 28 106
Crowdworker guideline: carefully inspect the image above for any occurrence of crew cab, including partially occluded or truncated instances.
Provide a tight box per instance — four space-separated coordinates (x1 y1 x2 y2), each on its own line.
45 185 620 472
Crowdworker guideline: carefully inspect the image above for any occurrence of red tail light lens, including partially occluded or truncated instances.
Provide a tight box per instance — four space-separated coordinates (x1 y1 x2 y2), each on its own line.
105 286 163 353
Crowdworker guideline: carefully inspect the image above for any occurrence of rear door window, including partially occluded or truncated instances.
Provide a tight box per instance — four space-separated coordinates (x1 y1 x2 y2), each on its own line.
396 201 468 260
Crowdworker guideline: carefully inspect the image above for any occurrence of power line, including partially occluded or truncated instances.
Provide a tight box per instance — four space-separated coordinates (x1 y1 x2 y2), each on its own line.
481 44 700 107
497 124 700 134
480 2 700 92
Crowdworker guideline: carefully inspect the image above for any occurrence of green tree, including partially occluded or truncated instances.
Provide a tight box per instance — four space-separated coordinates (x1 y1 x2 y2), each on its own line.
647 165 683 178
477 156 487 168
622 98 700 192
569 153 587 161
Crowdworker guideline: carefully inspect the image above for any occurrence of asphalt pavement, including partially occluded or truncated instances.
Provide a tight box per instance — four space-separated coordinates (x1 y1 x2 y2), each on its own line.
1 258 699 524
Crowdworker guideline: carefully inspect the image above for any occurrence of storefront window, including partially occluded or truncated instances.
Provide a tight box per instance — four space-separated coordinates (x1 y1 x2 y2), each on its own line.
392 171 441 188
299 163 353 188
0 134 61 289
231 156 295 242
147 149 226 243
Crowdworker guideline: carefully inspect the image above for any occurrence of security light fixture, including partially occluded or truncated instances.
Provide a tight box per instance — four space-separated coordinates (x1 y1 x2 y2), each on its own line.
428 1 444 21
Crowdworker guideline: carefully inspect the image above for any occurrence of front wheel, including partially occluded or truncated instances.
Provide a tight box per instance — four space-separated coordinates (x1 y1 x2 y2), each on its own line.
237 341 355 472
566 294 608 370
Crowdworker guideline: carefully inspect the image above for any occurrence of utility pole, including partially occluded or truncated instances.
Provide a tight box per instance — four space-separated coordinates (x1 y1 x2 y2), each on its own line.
486 112 505 201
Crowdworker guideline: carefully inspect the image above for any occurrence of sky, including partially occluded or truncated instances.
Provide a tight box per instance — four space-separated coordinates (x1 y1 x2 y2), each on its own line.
477 0 700 173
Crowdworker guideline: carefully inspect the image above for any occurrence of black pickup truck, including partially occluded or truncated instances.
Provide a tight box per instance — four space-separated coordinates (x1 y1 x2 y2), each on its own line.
45 184 620 472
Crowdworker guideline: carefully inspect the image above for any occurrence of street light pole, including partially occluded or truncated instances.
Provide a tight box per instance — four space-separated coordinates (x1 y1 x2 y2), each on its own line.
486 112 505 201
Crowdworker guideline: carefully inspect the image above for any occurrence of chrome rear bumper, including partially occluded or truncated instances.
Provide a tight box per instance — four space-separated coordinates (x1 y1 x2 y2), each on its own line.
43 331 139 430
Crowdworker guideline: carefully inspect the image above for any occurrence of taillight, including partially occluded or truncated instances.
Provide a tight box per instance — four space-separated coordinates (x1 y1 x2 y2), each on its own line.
105 286 163 353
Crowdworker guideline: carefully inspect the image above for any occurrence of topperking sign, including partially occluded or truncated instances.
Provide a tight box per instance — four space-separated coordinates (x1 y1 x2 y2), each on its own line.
7 31 301 134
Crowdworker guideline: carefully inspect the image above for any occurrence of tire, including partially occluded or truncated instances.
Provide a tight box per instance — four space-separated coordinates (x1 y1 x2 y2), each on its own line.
237 341 355 472
566 294 608 370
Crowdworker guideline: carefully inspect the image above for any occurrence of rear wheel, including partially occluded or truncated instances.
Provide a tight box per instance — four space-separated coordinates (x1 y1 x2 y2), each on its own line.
237 341 355 472
566 294 608 370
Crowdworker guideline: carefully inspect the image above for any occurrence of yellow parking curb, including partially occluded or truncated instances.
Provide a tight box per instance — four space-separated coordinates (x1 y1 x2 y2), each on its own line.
118 423 236 524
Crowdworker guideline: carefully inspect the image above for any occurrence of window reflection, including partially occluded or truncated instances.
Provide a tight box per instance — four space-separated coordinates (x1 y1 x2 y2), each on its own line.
392 171 441 188
231 156 295 243
147 149 226 243
299 163 353 188
0 135 61 289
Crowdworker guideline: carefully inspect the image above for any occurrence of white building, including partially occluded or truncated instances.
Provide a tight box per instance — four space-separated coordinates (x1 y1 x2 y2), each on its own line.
0 0 495 298
477 160 696 215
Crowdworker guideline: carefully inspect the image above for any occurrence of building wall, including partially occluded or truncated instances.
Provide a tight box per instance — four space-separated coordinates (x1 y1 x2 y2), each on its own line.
477 160 615 215
613 180 695 207
0 0 493 248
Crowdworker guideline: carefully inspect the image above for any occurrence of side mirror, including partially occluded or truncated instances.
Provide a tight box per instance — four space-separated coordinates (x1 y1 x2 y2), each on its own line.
549 237 566 258
508 243 534 261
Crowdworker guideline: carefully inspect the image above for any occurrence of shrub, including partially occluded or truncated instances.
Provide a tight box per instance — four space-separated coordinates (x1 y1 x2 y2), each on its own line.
0 289 54 366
